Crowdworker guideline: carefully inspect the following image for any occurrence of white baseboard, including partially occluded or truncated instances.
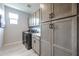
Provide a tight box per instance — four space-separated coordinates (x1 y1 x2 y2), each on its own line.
4 41 22 47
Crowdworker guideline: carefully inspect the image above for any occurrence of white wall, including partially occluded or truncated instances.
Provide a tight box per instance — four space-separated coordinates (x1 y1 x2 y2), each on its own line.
0 4 5 48
0 28 4 47
4 6 29 46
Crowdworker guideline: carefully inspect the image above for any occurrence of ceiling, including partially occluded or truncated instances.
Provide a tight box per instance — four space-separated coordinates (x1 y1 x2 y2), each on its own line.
4 3 40 14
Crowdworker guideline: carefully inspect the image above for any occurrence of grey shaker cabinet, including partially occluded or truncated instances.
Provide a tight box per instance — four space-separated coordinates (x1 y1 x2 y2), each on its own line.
53 3 77 20
40 3 77 56
40 3 52 22
41 16 77 56
32 36 40 55
41 22 52 56
29 9 40 27
40 3 77 22
52 17 77 56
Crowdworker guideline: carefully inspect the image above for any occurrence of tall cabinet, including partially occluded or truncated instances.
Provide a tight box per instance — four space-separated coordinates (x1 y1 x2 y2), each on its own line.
40 3 77 56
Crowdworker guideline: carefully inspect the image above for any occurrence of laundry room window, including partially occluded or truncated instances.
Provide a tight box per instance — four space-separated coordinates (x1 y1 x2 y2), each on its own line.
9 12 18 24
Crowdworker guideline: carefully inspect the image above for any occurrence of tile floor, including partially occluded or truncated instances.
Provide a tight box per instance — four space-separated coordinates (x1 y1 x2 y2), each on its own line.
0 43 38 56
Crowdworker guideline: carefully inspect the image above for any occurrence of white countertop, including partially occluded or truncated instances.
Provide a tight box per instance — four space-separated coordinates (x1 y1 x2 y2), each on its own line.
32 33 41 37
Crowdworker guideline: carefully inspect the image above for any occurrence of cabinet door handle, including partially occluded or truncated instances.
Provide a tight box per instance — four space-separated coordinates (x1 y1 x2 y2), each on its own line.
49 23 55 29
49 13 55 19
34 40 36 43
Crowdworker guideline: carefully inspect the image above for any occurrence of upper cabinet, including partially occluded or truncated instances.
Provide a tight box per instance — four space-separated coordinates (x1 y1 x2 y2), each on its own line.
40 3 77 22
28 9 40 27
0 4 5 28
53 4 77 19
29 13 35 26
35 10 40 25
40 4 52 22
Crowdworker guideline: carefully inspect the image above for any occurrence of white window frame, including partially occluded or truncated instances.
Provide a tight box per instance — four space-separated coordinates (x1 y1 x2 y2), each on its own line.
9 12 18 24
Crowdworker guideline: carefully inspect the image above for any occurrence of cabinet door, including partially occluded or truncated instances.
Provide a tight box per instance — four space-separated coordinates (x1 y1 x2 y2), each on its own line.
40 4 52 22
52 17 77 56
41 40 51 56
35 39 40 54
32 37 35 49
29 13 35 26
35 9 40 25
53 3 77 19
41 22 52 56
29 15 33 26
33 13 36 26
32 37 40 55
